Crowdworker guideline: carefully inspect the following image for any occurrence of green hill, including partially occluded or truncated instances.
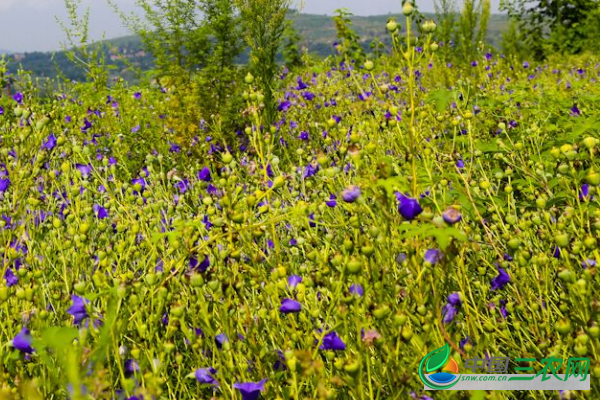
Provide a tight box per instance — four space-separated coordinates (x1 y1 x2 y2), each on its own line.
5 12 508 82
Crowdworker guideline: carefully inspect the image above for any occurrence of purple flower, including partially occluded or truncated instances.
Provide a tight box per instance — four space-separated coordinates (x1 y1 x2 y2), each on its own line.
298 131 309 141
132 177 147 192
442 304 458 324
395 192 423 220
195 367 219 386
579 184 590 201
570 105 581 116
278 101 291 112
499 299 508 318
13 327 34 353
42 134 57 150
93 204 109 219
491 268 511 290
442 207 462 224
175 179 190 193
442 293 461 324
456 159 465 169
341 186 361 203
215 333 228 349
124 359 140 377
189 255 210 273
325 194 337 207
349 283 364 297
287 275 302 288
410 391 434 400
197 167 212 182
303 163 319 178
134 92 142 99
302 91 315 101
296 77 309 90
169 142 181 153
0 177 10 193
67 295 89 325
76 164 92 178
4 268 18 287
13 92 23 104
320 331 346 351
273 350 286 371
424 249 442 265
0 106 4 115
459 336 469 350
582 259 596 268
233 379 267 400
279 298 302 313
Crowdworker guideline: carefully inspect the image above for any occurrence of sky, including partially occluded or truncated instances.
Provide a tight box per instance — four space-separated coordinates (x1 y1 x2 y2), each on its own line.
0 0 502 53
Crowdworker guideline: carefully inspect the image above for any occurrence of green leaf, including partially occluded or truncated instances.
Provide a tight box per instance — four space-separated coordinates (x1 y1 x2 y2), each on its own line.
470 391 486 400
431 227 467 251
376 176 408 199
34 327 79 351
425 343 450 373
426 89 454 113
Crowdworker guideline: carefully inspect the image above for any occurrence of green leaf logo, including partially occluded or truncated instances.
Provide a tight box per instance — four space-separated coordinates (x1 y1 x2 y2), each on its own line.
418 343 459 390
425 343 450 373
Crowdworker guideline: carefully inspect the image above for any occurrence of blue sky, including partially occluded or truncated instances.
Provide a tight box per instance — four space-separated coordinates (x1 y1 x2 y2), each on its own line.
0 0 502 52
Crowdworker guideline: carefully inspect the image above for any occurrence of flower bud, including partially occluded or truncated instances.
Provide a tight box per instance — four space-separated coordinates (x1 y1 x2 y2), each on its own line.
386 20 398 32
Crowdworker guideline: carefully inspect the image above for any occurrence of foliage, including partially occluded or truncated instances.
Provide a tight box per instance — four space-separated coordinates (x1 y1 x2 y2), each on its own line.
5 12 513 83
110 0 211 86
236 0 292 126
196 0 246 132
433 0 458 62
332 9 367 65
1 1 600 399
456 0 491 63
500 0 600 60
57 0 112 90
281 19 304 71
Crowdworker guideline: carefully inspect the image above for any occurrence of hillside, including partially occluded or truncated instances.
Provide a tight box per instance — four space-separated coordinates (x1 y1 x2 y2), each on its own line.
5 12 508 82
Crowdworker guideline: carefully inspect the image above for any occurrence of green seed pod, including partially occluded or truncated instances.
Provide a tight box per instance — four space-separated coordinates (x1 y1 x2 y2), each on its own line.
386 20 398 32
0 287 8 302
394 313 408 326
222 153 233 164
373 306 391 320
74 282 86 295
401 325 413 341
344 359 361 375
145 273 158 286
346 258 362 275
555 319 572 335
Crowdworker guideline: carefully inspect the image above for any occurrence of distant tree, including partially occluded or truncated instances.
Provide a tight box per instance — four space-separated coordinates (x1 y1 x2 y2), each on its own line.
282 20 304 70
236 0 292 126
456 0 490 62
433 0 457 62
110 0 246 132
332 8 366 65
500 0 600 59
197 0 245 126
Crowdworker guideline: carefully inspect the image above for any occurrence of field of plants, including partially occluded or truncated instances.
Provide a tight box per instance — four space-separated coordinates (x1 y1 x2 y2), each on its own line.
0 2 599 399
